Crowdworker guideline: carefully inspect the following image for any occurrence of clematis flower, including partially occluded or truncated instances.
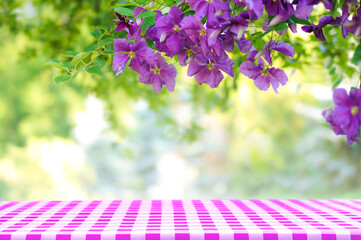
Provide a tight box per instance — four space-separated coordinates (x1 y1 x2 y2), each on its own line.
330 88 361 145
239 58 288 93
301 15 341 42
257 40 296 65
264 0 294 25
188 0 230 26
138 53 177 93
115 13 136 35
341 3 361 38
155 6 185 57
222 16 251 53
112 39 156 75
177 41 200 66
227 16 249 40
187 51 234 88
322 108 344 135
180 15 209 54
127 7 149 42
145 11 170 55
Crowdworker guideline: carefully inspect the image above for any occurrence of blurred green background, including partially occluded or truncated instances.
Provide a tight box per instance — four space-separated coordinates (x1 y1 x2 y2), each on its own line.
0 0 360 201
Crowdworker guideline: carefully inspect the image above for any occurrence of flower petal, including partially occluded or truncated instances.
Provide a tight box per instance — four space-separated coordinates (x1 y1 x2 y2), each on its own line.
113 38 131 52
207 69 224 88
152 74 163 93
269 67 288 86
112 52 129 75
239 61 262 79
168 6 184 25
187 61 204 76
254 74 271 91
160 64 177 92
333 88 351 106
166 33 185 56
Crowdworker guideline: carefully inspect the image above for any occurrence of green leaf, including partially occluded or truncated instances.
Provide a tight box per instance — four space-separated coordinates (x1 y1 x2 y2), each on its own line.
275 22 288 31
55 75 71 84
258 30 271 39
62 62 73 70
91 28 102 40
86 66 103 76
84 44 98 52
114 6 134 16
138 11 156 18
99 37 114 46
332 77 343 90
46 60 73 70
184 10 195 16
103 50 115 55
286 15 312 26
46 59 60 65
133 0 147 4
97 25 109 31
94 55 106 68
253 39 266 51
141 16 155 35
351 44 361 65
116 0 130 4
106 0 116 6
71 52 91 67
64 50 78 57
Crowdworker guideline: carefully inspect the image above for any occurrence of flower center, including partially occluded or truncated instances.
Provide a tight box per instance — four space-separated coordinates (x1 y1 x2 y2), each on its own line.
186 49 193 56
207 60 214 70
206 0 213 2
152 66 160 74
173 25 180 32
349 3 358 17
351 106 359 116
199 29 206 36
261 70 268 76
129 51 135 59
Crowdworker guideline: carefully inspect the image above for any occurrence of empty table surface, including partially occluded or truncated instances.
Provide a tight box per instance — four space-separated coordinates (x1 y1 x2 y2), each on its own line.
0 200 361 240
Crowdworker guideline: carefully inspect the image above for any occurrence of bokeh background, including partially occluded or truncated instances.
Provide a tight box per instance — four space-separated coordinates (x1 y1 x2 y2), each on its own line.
1 0 361 201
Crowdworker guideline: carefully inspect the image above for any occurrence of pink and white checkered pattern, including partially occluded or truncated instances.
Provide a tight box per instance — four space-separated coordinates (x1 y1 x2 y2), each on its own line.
0 200 361 240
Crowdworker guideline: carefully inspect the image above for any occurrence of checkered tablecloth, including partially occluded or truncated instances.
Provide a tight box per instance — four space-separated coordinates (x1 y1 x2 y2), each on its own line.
0 200 361 240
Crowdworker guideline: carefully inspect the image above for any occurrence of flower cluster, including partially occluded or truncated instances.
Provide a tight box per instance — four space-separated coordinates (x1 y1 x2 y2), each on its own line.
112 0 360 93
111 0 361 144
323 88 361 145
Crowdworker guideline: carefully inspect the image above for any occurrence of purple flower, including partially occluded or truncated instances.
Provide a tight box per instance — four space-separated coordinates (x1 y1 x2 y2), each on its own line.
322 108 345 135
112 39 156 75
188 0 230 26
180 15 209 55
264 0 294 20
155 6 185 57
222 16 251 53
115 13 136 35
301 15 341 42
227 16 249 40
330 88 361 145
177 41 200 66
341 2 361 38
256 40 296 65
138 53 177 93
187 51 234 88
239 58 288 93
